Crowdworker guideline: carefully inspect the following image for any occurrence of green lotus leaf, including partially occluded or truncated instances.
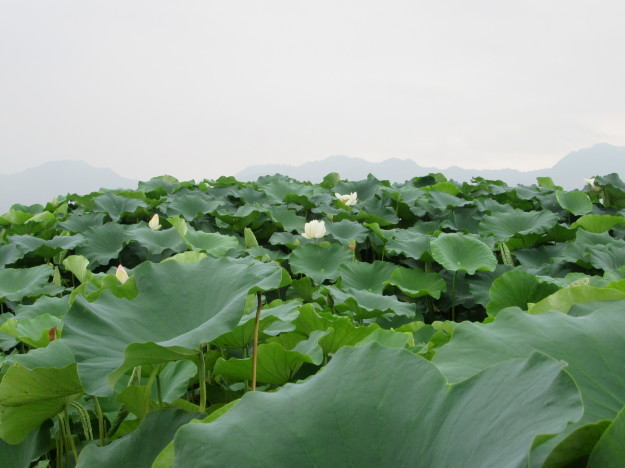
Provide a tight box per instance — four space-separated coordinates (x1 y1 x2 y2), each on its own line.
212 301 299 348
124 226 186 257
0 314 62 348
174 344 581 467
555 190 593 216
337 260 396 293
57 212 106 233
323 285 418 320
184 231 238 257
214 331 328 385
8 234 85 258
426 190 471 211
387 266 447 299
334 175 381 200
93 193 147 221
62 257 290 396
486 270 560 316
293 305 379 356
76 222 128 267
528 285 625 315
166 193 221 221
0 363 83 444
385 230 432 261
587 243 625 272
587 406 625 467
355 196 399 226
289 243 352 284
266 206 306 232
0 423 50 468
62 255 93 284
571 214 625 233
430 233 497 274
75 409 201 468
432 308 625 465
324 219 368 245
0 265 62 302
479 208 558 242
0 243 23 268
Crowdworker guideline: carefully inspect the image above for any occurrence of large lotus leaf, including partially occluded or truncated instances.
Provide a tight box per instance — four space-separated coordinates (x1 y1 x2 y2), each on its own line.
0 243 23 268
174 344 581 467
76 408 200 468
430 233 497 274
62 257 290 396
555 190 593 216
432 308 625 465
0 363 83 444
57 212 106 233
0 265 61 302
289 243 352 284
184 231 238 256
212 301 299 348
293 305 378 355
337 260 396 293
76 222 128 267
486 270 560 316
385 230 432 261
0 423 51 468
571 214 625 233
588 405 625 467
323 285 418 320
334 175 381 200
425 190 471 212
267 206 306 233
387 266 446 299
166 193 221 221
528 285 625 315
214 332 327 385
8 234 85 258
124 226 186 257
324 219 368 245
587 243 625 272
93 193 147 221
479 208 558 241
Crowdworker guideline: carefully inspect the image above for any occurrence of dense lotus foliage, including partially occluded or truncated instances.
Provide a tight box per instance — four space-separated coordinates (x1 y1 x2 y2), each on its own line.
1 171 625 467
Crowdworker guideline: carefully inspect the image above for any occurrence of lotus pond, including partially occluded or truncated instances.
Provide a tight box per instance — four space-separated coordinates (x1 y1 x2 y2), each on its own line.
1 172 625 467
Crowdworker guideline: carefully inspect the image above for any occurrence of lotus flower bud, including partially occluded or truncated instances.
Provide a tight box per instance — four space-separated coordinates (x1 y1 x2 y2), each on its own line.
301 220 326 239
148 214 162 231
116 265 129 284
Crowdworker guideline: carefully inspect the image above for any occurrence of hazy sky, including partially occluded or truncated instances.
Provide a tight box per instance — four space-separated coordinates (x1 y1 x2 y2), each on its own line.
1 1 624 181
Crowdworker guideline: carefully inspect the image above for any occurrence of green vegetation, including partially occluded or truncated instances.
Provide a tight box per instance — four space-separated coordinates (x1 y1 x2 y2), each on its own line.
1 171 624 467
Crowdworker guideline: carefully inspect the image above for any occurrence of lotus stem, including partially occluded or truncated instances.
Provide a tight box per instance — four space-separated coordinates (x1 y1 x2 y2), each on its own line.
252 291 262 391
156 373 163 404
451 270 458 322
63 406 79 464
107 408 129 438
94 396 105 446
198 345 207 412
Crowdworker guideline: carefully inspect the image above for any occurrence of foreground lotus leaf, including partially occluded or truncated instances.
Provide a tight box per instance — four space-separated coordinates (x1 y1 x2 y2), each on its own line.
62 256 290 396
174 344 581 467
432 307 625 465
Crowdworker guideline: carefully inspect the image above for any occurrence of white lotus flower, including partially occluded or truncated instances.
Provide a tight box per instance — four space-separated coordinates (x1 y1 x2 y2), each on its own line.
301 220 326 239
148 214 161 230
116 265 129 284
335 192 357 206
583 178 596 187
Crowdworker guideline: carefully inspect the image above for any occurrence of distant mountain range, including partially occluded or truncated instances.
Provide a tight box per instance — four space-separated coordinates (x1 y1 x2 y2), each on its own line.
2 144 624 214
237 143 625 190
0 161 137 214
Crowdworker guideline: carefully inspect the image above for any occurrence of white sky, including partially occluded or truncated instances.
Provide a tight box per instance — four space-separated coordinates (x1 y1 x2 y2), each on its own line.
1 1 624 181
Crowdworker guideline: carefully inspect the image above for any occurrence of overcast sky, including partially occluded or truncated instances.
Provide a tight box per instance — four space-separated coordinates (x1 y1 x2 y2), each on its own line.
1 1 624 181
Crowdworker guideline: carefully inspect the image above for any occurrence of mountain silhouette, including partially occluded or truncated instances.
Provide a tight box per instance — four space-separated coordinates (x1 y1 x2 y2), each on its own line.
0 161 137 214
237 143 625 189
